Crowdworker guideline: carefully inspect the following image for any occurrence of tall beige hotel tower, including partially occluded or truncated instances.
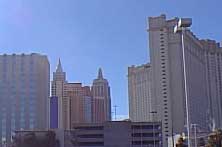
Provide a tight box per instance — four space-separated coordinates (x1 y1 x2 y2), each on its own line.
148 14 222 146
128 63 152 122
129 14 222 146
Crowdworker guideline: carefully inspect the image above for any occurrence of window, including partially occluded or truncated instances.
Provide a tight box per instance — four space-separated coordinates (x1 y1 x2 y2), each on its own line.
78 134 104 138
79 142 104 146
30 123 35 129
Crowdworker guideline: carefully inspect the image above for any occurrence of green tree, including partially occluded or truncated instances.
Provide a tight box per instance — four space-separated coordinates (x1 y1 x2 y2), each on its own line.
206 129 222 147
176 136 187 147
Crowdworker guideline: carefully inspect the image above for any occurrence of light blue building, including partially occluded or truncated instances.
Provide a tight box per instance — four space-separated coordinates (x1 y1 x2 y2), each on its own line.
0 53 50 146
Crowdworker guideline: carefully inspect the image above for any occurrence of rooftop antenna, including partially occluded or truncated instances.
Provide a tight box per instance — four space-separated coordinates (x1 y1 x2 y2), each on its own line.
111 111 114 120
113 105 118 121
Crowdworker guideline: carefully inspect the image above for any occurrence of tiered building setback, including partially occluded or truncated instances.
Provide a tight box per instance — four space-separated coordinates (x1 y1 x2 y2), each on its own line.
92 68 112 123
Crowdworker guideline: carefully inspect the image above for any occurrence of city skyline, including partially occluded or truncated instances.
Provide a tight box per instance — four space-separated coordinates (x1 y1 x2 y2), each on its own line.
0 0 222 119
51 59 111 129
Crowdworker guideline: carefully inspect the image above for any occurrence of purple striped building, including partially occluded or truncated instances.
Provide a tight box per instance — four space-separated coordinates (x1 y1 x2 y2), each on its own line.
50 96 59 129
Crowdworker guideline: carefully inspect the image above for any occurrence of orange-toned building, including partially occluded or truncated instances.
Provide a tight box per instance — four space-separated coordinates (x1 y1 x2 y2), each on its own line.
92 68 111 123
65 83 92 124
51 60 111 129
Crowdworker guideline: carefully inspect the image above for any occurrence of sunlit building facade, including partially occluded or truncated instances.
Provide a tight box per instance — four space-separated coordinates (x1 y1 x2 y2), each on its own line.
128 63 153 122
148 15 210 146
92 68 111 123
51 59 70 129
66 83 92 124
51 60 94 129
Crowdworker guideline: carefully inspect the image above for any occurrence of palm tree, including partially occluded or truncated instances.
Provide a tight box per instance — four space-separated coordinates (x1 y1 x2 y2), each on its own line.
206 133 216 147
215 129 222 146
176 136 186 147
206 129 222 147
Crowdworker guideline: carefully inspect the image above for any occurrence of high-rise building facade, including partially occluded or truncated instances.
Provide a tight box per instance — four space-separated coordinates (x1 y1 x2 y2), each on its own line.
128 63 153 122
65 83 92 125
92 68 111 123
148 15 209 145
51 59 70 129
0 53 49 146
51 60 94 129
201 40 222 129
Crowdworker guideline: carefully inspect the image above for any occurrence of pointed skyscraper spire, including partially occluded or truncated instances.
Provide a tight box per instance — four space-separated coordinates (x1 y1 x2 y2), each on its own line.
98 68 103 79
56 58 63 72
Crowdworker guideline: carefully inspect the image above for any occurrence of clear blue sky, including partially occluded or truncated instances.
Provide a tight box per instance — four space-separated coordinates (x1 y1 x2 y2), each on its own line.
0 0 221 119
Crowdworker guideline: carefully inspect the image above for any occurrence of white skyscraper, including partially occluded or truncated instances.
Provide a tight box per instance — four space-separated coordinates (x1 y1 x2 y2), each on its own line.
148 14 209 146
51 59 70 129
128 63 153 122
